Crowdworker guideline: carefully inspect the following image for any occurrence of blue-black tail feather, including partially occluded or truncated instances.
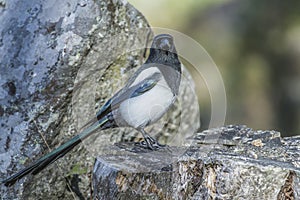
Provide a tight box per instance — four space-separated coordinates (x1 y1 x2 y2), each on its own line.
2 117 109 187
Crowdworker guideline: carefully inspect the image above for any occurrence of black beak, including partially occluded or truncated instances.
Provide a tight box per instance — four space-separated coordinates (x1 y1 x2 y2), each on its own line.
152 34 175 53
159 38 171 51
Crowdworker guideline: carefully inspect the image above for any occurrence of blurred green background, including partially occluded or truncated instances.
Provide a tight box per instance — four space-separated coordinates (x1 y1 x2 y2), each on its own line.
129 0 300 136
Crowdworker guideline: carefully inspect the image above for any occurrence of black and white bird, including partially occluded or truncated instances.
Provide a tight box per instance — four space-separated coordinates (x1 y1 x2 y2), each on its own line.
2 34 182 186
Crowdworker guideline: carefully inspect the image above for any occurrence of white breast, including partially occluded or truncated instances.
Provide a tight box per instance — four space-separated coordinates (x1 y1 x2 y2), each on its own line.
119 79 175 129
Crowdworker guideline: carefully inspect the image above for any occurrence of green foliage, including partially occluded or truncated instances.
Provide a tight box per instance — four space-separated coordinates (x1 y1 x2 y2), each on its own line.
67 163 88 176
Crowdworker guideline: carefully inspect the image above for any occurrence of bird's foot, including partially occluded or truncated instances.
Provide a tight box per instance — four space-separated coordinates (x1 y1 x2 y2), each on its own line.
137 135 166 151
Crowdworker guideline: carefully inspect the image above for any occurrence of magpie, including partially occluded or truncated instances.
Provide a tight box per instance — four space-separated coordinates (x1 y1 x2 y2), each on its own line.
2 34 181 186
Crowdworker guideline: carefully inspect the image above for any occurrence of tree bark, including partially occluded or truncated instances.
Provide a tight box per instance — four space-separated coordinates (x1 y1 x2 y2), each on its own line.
93 125 300 200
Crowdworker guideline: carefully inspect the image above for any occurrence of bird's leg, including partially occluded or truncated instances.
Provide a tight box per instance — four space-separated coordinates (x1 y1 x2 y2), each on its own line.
138 128 165 150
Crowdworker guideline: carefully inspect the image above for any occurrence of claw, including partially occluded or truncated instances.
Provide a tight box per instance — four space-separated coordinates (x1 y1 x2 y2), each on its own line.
136 128 166 151
142 135 165 150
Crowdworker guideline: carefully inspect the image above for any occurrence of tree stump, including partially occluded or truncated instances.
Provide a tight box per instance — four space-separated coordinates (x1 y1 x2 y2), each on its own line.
93 125 300 199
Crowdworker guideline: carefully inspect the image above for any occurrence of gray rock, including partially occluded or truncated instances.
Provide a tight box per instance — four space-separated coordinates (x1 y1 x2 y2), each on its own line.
0 0 151 199
93 125 300 199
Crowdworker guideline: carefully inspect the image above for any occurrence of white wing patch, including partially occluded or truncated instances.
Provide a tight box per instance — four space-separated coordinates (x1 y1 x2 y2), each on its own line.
130 67 161 87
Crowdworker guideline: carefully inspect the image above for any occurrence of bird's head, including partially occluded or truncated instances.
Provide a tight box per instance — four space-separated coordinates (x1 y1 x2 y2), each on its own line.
146 34 180 66
152 34 177 54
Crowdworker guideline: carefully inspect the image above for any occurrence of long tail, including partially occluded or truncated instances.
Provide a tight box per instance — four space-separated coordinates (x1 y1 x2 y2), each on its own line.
2 117 108 187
